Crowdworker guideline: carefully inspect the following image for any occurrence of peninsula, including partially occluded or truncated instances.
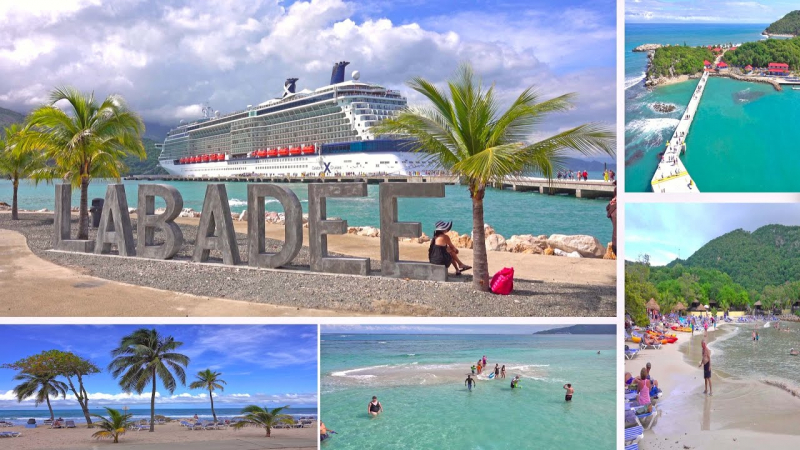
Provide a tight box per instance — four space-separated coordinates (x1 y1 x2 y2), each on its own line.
763 10 800 37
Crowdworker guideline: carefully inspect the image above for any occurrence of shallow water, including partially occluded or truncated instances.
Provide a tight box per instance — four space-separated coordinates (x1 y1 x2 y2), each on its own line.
320 334 615 449
712 322 800 389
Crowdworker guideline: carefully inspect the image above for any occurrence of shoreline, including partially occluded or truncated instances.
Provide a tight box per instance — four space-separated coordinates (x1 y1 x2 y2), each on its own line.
626 323 800 449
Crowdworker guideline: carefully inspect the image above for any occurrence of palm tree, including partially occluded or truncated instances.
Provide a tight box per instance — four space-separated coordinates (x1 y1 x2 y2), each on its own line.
12 371 68 421
231 405 294 437
189 369 226 423
108 328 189 432
373 63 615 290
0 124 45 220
91 407 132 443
23 86 145 239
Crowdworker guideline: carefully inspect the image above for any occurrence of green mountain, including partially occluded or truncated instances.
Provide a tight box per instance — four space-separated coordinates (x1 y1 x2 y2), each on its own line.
124 138 167 175
0 107 25 136
723 36 800 69
649 46 714 79
535 325 615 335
670 224 800 291
765 10 800 36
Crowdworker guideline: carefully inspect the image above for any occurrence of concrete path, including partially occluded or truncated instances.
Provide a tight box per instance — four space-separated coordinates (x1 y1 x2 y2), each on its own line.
0 228 351 317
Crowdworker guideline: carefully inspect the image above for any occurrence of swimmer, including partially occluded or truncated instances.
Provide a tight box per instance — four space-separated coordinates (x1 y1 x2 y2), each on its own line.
465 375 477 392
510 375 521 389
367 396 383 416
563 383 574 402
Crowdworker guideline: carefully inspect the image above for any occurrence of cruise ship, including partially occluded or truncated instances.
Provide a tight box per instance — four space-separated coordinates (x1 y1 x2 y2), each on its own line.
157 61 441 178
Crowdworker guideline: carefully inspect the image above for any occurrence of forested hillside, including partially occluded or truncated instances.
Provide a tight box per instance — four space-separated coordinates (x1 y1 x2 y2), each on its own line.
723 37 800 69
765 10 800 36
649 46 714 78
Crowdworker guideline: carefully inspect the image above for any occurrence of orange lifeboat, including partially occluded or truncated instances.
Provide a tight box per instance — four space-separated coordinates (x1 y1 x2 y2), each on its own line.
258 149 268 158
278 147 289 156
201 155 210 163
210 154 218 162
289 146 301 156
189 156 196 163
217 153 225 161
301 145 315 155
267 149 278 157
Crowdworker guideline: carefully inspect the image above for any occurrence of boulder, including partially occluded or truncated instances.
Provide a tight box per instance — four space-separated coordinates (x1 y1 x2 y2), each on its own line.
179 208 194 218
554 248 582 258
547 234 605 258
544 246 555 256
417 232 430 244
484 224 496 236
485 233 506 251
129 208 138 215
347 227 360 234
237 210 248 221
505 234 547 254
357 226 380 238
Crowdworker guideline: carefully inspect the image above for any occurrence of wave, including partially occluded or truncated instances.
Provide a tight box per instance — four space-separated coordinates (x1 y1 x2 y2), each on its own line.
330 365 390 377
626 118 680 138
625 72 646 90
228 198 285 207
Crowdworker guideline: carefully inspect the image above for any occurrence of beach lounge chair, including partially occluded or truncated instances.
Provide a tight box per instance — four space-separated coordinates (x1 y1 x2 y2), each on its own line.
203 422 217 430
0 432 21 438
625 444 639 450
179 421 190 427
65 420 76 429
636 404 658 430
624 425 644 445
624 346 640 360
133 424 149 431
189 422 204 431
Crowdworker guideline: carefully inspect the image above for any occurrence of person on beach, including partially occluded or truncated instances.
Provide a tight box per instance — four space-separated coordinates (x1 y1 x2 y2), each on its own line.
635 368 651 406
563 384 574 401
501 365 506 379
368 396 383 416
193 414 199 420
465 375 477 392
752 330 756 341
494 364 500 378
624 372 634 389
699 340 712 395
606 183 617 255
471 364 476 374
428 220 471 276
645 362 660 391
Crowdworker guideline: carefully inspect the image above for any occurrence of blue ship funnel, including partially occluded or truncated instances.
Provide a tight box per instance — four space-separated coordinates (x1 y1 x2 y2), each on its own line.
330 61 350 84
283 78 298 98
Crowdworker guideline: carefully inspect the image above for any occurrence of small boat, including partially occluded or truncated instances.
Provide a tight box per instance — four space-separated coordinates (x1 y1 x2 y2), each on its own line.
289 146 302 156
267 149 278 157
278 148 289 156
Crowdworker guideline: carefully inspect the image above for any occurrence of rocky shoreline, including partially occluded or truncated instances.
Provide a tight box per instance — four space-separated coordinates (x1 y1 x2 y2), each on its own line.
632 43 663 52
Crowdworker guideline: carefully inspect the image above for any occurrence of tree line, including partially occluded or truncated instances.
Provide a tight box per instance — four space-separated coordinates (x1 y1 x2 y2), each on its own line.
649 46 714 78
723 37 800 69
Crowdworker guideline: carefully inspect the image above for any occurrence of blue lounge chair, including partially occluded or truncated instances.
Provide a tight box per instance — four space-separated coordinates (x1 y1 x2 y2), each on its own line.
636 404 658 430
625 425 644 445
65 420 76 429
0 431 21 438
625 444 639 450
625 346 640 360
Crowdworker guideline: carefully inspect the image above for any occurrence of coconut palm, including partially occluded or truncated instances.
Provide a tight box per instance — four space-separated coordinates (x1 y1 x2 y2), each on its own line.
12 371 68 421
231 405 294 437
23 86 145 239
189 369 226 423
90 407 132 443
0 123 45 220
373 63 615 290
108 328 189 432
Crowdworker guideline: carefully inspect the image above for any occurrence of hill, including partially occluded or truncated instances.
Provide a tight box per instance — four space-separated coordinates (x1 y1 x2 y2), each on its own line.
765 10 800 36
648 46 714 79
124 138 167 175
535 325 615 335
723 36 800 69
671 224 800 291
0 107 25 135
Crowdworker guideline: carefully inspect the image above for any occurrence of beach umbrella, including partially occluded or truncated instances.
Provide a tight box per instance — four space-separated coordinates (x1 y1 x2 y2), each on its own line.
646 298 660 311
671 302 686 312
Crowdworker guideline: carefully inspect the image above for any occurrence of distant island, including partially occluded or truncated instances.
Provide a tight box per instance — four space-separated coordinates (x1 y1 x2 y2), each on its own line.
536 325 615 335
764 10 800 37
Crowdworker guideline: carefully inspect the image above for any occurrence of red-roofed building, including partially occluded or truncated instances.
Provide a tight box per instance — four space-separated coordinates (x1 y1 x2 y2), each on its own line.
730 47 738 51
768 62 789 75
716 61 728 70
744 65 753 73
712 47 722 53
704 60 712 68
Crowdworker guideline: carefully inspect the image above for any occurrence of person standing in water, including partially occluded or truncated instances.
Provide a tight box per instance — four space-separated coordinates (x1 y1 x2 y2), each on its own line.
563 384 574 402
482 355 487 367
368 396 383 416
471 364 476 375
500 365 506 379
510 375 521 389
698 340 712 395
465 375 477 392
494 364 500 379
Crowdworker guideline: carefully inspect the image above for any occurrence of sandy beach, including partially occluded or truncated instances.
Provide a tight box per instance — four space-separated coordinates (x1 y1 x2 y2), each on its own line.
625 324 800 449
0 421 316 450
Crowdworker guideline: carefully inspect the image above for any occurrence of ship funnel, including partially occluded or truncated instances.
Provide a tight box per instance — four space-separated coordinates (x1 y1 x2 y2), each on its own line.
283 78 299 98
330 61 350 85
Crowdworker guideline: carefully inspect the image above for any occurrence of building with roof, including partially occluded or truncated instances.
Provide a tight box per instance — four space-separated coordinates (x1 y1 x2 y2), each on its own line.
768 62 789 75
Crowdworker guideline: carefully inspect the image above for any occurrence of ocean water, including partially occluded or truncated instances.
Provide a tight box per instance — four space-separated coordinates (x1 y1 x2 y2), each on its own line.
320 334 616 450
624 23 800 192
712 322 800 389
0 179 613 243
0 407 317 426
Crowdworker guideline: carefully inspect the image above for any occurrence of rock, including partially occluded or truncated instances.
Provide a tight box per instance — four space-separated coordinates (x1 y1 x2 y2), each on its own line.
547 234 605 258
603 242 616 260
633 43 663 52
553 248 582 258
417 232 430 244
544 246 555 256
35 208 48 213
347 227 360 234
651 102 676 113
484 224 496 236
129 208 137 215
357 226 380 238
237 210 248 221
179 208 194 218
505 234 547 254
485 233 506 251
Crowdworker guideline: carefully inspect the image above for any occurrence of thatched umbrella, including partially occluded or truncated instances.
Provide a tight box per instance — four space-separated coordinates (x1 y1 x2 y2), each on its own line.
646 298 660 311
695 304 706 311
672 302 686 312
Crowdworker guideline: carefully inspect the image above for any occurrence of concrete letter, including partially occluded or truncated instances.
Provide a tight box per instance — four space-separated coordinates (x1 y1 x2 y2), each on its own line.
307 183 369 275
53 184 94 252
193 184 241 265
137 184 184 259
379 183 447 281
247 184 303 268
95 184 136 256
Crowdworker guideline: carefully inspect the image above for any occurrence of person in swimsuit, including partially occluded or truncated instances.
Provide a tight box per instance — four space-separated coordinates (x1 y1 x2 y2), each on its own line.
699 340 712 395
477 362 482 374
563 384 574 401
471 364 476 374
368 396 383 416
500 365 506 379
510 375 520 389
494 364 500 378
465 375 477 392
636 367 650 406
482 356 487 367
428 220 471 275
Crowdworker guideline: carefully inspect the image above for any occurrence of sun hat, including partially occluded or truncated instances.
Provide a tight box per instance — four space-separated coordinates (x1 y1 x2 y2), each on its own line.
434 220 452 232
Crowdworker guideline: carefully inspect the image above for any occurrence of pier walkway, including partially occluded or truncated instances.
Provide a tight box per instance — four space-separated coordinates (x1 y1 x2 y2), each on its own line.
124 174 615 199
650 71 707 193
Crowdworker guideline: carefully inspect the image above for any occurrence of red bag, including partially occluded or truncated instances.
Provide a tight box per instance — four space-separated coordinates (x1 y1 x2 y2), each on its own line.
490 267 514 295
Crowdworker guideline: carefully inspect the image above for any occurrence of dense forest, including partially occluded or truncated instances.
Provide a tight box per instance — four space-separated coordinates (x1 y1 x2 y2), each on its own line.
723 36 800 69
648 46 714 78
0 107 25 136
123 138 167 175
765 10 800 36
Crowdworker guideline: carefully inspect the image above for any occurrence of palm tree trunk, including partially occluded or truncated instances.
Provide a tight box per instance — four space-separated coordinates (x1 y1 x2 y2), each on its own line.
11 176 19 220
471 185 490 291
149 368 156 432
78 173 89 240
68 376 93 427
45 393 54 421
266 426 271 437
209 389 216 422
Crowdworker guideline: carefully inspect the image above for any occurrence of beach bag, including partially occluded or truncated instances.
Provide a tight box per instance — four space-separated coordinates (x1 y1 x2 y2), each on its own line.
490 267 514 295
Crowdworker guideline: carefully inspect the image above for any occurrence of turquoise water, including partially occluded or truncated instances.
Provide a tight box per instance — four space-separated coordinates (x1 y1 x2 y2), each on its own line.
0 407 317 425
625 23 800 192
320 334 616 450
0 179 612 242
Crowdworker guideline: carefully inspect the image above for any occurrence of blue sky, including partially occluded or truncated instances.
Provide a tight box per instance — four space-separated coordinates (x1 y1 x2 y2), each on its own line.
626 203 800 266
0 0 615 155
0 325 317 410
323 325 583 334
627 1 798 23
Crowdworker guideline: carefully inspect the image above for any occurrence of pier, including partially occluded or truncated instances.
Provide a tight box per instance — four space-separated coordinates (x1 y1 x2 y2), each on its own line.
650 71 707 193
123 174 615 199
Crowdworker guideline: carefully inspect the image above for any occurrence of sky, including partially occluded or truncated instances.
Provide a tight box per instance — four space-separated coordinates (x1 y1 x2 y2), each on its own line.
626 0 797 23
0 0 616 150
625 203 800 266
322 324 582 334
0 325 317 410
